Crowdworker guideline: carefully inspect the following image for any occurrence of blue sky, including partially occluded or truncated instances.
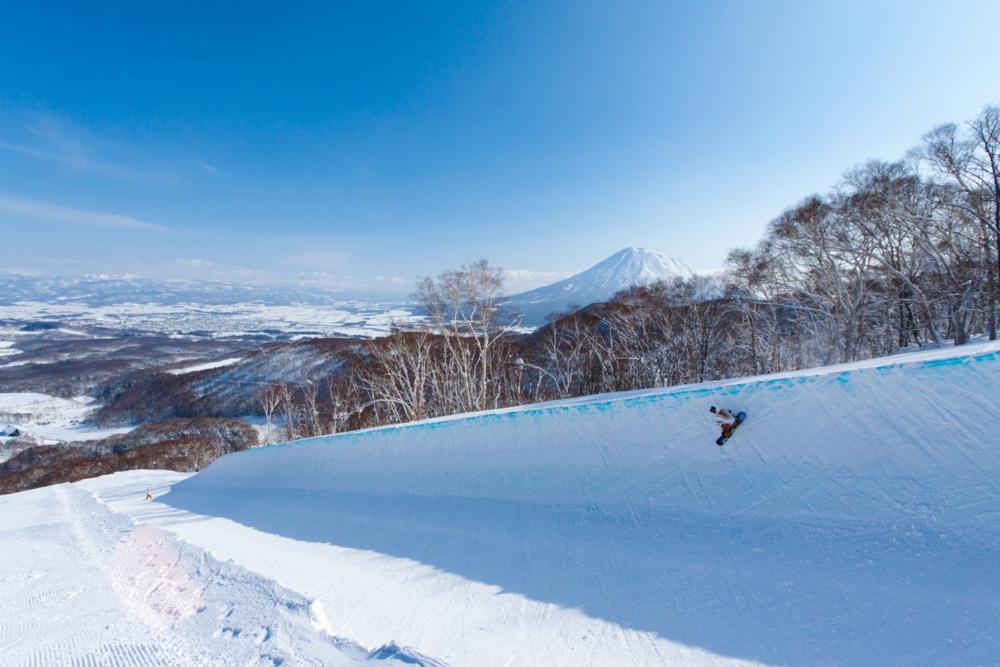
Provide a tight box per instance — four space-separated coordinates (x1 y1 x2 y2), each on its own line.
2 1 999 293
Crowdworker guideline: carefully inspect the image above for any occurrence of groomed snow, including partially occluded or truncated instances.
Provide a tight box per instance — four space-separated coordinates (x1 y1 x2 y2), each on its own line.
0 480 436 666
73 340 1000 666
166 357 244 375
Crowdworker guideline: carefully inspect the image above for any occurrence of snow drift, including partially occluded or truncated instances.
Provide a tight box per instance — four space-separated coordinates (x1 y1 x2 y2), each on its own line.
163 342 1000 665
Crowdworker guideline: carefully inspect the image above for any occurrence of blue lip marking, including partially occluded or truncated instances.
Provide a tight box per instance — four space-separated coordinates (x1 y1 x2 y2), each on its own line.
233 350 998 457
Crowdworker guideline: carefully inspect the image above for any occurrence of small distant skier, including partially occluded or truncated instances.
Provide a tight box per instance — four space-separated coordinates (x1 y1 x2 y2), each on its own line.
710 406 746 446
144 488 153 501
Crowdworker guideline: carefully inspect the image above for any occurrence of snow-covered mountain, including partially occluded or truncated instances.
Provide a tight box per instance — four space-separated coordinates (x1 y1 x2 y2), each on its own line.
505 247 695 325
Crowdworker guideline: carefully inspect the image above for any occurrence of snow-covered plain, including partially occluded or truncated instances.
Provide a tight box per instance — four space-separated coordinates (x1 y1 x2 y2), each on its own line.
4 341 999 665
0 392 133 445
0 300 421 339
0 274 422 338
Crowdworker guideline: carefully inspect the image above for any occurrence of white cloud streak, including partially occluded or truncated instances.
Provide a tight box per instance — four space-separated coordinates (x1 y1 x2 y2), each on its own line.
0 195 165 231
0 108 178 185
503 268 574 293
0 139 173 184
195 159 224 175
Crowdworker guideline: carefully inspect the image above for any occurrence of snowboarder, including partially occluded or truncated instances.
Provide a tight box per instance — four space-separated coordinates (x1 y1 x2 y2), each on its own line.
144 488 153 501
710 406 746 446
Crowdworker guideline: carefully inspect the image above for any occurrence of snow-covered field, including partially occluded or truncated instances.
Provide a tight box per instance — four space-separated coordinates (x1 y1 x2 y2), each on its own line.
0 392 133 446
3 341 999 665
1 273 422 339
0 300 421 338
0 340 21 358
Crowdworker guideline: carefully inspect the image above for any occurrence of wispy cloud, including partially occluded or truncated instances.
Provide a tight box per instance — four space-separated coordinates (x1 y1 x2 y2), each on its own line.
503 268 574 293
0 111 174 185
168 257 271 282
284 249 353 270
0 194 165 231
0 139 162 183
195 159 224 176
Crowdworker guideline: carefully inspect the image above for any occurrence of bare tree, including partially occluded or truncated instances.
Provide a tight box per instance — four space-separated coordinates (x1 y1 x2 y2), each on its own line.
415 259 523 413
921 106 1000 339
355 329 437 424
299 378 322 438
256 383 282 444
277 382 300 441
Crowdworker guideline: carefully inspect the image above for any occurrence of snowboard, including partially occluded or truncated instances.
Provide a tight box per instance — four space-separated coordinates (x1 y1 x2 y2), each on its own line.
716 411 747 446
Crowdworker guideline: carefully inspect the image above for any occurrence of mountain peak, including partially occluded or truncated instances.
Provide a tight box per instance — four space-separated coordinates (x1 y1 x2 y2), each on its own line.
506 247 695 325
611 246 654 256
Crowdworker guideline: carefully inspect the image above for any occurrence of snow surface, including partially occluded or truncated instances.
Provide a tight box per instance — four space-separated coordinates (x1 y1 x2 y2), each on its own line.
63 340 1000 665
505 247 696 326
0 339 22 358
0 480 435 666
166 357 244 375
0 392 133 446
0 300 421 339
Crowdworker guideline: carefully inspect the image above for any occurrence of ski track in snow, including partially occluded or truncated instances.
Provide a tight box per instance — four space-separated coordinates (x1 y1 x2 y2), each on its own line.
4 341 1000 665
0 482 437 666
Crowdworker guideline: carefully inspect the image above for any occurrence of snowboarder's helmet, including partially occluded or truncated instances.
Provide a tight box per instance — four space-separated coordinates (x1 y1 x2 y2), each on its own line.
709 406 717 413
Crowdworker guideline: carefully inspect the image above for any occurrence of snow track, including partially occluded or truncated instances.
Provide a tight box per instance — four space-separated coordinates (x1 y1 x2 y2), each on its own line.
0 486 185 666
0 481 434 666
142 341 1000 666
